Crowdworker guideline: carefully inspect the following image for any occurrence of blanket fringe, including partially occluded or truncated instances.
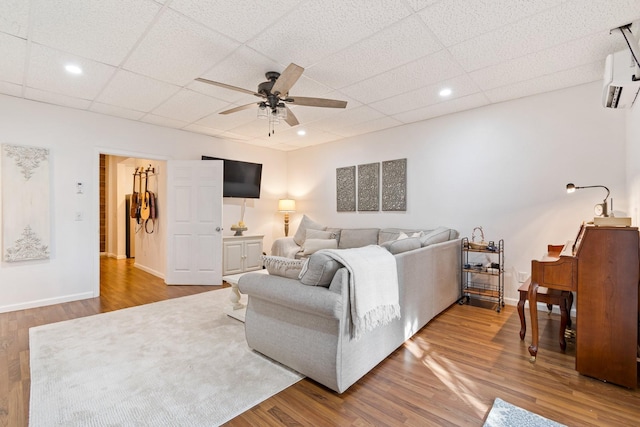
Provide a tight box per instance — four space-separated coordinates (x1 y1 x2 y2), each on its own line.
352 303 401 340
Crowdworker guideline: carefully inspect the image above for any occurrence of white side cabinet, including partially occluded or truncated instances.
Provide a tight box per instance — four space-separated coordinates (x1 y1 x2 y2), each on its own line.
222 235 264 275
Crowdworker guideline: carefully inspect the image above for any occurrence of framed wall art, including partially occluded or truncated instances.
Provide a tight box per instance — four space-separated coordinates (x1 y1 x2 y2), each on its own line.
2 144 50 262
336 166 356 212
382 158 407 211
357 162 380 211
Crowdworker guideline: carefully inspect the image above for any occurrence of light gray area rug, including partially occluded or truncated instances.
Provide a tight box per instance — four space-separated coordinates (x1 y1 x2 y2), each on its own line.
484 398 566 427
29 289 303 426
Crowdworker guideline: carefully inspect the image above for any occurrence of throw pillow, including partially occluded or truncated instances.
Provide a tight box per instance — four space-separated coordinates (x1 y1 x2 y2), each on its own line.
420 226 451 247
293 215 327 246
299 252 343 287
262 256 306 279
302 238 338 255
381 237 421 254
305 229 334 241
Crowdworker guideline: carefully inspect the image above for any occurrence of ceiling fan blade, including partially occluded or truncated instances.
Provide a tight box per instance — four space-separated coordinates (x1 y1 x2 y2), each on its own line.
284 106 299 126
195 78 262 97
285 96 347 108
271 63 304 95
219 103 257 115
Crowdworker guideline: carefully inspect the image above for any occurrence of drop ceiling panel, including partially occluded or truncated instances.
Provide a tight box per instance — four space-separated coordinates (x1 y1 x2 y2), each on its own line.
392 92 490 123
141 113 189 129
168 0 301 43
334 116 404 138
484 61 605 103
309 105 388 134
470 32 622 91
0 0 29 38
246 0 413 66
3 1 640 151
371 74 481 115
90 102 146 121
24 88 92 110
96 70 181 112
418 0 564 47
195 107 257 131
0 81 23 97
449 1 640 72
340 50 466 104
30 0 161 66
123 10 240 85
405 0 442 12
305 15 442 89
151 89 229 123
183 123 227 138
27 44 117 99
194 46 283 101
0 33 26 85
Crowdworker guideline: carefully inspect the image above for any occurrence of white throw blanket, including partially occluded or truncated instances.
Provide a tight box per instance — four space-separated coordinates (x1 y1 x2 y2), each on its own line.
319 245 401 340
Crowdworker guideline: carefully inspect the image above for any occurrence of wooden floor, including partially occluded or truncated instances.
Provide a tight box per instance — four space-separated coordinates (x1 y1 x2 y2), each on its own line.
2 258 639 426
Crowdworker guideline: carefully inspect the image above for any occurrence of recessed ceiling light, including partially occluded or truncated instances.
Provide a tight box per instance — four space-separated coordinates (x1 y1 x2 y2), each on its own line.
439 88 452 97
65 64 83 75
297 130 306 136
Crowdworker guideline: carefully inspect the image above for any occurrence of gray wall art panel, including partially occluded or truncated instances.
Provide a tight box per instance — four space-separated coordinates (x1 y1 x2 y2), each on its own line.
357 162 380 211
2 144 51 262
336 166 356 212
382 158 407 211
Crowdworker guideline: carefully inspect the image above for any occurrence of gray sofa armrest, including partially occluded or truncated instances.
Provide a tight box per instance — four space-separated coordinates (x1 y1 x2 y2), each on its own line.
239 272 343 319
270 237 301 258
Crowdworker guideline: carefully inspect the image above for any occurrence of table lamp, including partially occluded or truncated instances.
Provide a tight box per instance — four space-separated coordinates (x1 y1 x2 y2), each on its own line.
278 199 296 236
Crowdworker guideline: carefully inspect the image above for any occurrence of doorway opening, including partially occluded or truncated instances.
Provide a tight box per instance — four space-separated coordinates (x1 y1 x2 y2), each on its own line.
99 153 166 296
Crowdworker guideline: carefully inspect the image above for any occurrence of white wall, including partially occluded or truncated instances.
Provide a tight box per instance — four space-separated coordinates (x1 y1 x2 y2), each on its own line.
626 97 640 224
0 94 287 312
287 82 628 304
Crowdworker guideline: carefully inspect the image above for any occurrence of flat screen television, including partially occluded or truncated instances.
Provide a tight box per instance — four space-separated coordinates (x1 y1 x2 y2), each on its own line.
202 156 262 199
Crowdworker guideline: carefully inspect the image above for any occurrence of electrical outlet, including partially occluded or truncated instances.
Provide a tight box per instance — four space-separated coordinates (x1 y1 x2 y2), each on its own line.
75 212 83 221
517 271 529 282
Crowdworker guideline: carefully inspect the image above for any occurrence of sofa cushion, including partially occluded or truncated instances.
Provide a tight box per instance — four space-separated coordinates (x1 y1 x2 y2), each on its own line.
381 237 421 254
299 252 343 287
302 238 338 255
261 256 306 279
420 226 452 247
338 228 379 249
293 215 327 246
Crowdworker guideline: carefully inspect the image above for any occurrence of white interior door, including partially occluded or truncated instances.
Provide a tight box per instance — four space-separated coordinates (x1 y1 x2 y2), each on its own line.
165 160 223 285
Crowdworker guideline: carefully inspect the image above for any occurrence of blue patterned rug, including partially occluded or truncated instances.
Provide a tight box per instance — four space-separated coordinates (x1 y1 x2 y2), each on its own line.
484 398 566 427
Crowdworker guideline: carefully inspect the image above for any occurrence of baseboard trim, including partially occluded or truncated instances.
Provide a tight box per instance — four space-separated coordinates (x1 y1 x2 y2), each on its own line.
134 262 164 279
0 292 95 314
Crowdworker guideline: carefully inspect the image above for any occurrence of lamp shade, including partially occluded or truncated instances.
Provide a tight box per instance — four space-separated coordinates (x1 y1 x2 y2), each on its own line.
278 199 296 212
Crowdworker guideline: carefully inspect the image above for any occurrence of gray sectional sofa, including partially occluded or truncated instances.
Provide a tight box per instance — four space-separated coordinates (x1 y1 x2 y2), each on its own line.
238 221 461 393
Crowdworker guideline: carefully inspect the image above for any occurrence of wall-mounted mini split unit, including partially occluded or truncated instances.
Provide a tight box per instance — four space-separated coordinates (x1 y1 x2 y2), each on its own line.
603 49 640 108
603 25 640 109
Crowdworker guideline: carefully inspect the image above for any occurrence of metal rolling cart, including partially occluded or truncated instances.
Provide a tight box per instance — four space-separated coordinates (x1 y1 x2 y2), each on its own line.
459 227 504 312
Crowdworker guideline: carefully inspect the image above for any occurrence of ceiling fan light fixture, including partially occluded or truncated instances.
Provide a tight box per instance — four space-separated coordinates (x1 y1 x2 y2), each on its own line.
277 105 287 120
257 102 268 119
